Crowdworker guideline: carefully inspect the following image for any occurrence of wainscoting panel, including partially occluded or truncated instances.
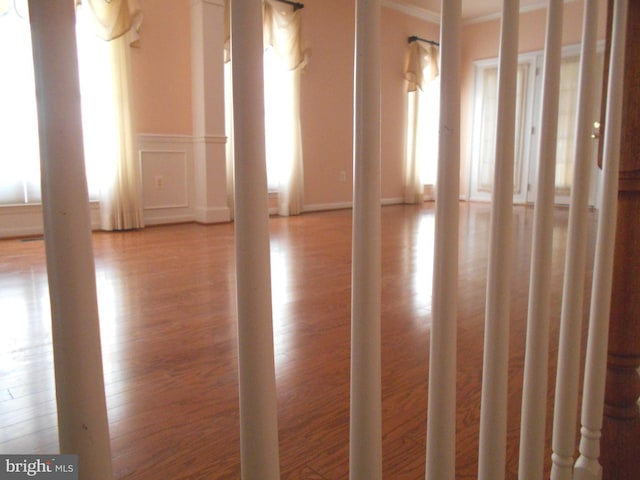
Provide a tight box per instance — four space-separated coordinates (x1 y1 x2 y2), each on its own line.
138 134 195 226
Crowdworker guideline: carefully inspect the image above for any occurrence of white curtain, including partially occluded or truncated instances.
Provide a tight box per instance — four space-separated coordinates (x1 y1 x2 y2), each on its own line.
224 0 308 217
79 0 144 230
404 40 439 204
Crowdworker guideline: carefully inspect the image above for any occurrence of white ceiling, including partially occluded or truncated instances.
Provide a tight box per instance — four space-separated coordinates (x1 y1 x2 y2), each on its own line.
388 0 570 23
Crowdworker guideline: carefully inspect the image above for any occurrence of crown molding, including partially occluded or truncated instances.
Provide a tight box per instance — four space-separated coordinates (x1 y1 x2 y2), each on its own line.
384 0 580 26
464 0 579 25
381 0 440 24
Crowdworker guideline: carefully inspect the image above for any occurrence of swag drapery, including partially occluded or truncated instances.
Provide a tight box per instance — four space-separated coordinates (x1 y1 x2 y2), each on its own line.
78 0 144 231
224 0 308 217
404 40 439 204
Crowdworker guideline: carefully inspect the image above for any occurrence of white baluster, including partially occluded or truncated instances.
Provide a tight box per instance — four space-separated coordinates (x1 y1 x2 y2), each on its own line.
518 0 564 477
28 2 114 478
231 0 280 478
550 1 600 479
425 0 460 478
574 0 628 478
350 0 382 479
477 0 519 479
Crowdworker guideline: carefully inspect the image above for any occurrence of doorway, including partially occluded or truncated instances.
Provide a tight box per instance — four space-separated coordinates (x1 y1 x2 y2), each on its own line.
469 46 604 206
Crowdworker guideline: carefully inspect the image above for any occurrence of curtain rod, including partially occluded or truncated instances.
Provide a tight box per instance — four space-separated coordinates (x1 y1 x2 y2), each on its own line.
408 35 439 47
274 0 304 11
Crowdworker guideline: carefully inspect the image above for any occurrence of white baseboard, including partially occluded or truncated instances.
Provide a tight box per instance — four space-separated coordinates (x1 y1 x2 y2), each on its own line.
194 206 231 224
0 203 101 239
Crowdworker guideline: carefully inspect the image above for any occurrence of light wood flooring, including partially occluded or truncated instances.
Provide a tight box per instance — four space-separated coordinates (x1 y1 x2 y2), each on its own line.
0 202 597 479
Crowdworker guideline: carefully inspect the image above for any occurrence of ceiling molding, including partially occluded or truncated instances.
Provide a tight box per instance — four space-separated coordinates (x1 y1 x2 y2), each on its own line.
384 0 579 26
464 0 580 25
381 0 440 24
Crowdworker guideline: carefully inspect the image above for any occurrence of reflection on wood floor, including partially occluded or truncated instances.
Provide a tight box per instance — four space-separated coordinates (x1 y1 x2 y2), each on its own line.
0 202 596 479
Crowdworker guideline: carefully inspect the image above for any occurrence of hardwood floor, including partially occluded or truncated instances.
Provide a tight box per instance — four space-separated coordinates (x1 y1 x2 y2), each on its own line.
0 202 596 479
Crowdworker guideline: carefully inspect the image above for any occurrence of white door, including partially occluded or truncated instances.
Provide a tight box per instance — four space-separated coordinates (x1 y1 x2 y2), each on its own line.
470 47 604 206
469 55 538 204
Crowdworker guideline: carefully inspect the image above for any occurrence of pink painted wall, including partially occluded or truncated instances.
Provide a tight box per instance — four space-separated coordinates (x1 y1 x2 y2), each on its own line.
299 0 356 207
130 0 192 135
300 1 440 207
128 0 606 209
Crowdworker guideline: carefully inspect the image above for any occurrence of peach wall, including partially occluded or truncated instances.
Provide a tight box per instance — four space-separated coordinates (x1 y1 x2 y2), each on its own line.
130 0 192 135
299 0 355 207
127 0 607 211
300 0 439 207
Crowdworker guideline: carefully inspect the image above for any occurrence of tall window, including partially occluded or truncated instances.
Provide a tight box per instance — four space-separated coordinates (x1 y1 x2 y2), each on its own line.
415 75 440 186
225 0 307 216
0 1 41 204
0 1 114 206
404 39 440 204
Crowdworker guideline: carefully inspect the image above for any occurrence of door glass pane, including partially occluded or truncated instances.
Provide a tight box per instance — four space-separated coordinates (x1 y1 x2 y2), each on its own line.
477 63 529 194
555 56 580 196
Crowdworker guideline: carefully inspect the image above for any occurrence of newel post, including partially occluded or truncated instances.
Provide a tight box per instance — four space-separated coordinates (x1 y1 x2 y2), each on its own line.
601 0 640 478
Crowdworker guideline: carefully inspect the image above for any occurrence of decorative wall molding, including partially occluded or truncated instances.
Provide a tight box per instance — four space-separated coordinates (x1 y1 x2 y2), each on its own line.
140 150 190 210
192 134 228 145
464 0 579 25
381 0 440 24
383 0 579 26
137 133 196 225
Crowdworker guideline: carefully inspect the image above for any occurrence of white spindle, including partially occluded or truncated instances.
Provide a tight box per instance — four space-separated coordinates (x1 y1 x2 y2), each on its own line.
477 0 519 478
574 0 628 478
349 0 382 479
550 1 600 479
425 0 460 478
230 0 281 478
518 0 564 477
28 2 113 478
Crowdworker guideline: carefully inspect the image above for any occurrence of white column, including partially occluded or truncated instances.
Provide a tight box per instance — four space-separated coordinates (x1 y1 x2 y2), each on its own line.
349 0 382 479
28 2 113 479
477 1 519 479
574 1 628 478
518 0 564 477
230 1 280 479
425 0 460 478
191 0 231 224
550 1 600 479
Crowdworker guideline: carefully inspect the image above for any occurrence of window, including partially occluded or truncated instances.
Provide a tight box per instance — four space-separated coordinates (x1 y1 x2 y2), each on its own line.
224 0 307 216
404 40 439 203
0 2 41 204
415 75 440 186
0 1 114 205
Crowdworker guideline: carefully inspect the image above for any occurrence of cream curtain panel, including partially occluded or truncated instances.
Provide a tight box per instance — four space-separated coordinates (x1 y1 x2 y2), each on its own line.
224 0 308 217
78 0 144 230
404 41 439 204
